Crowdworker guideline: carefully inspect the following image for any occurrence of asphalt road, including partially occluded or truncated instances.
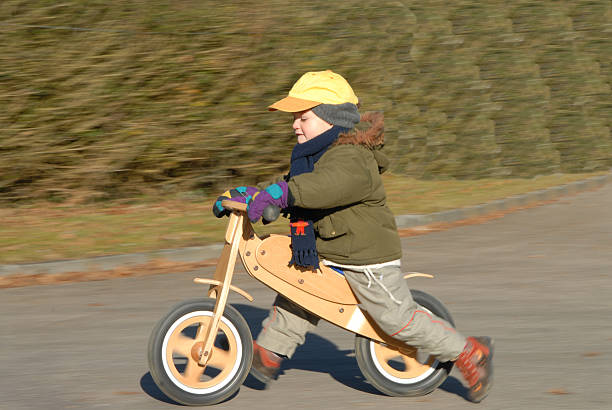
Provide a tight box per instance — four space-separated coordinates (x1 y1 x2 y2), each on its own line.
1 184 611 410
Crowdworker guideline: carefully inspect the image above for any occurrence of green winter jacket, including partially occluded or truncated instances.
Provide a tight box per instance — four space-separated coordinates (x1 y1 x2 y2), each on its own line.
262 112 402 265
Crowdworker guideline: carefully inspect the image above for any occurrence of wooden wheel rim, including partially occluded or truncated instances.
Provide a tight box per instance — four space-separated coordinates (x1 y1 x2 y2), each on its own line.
162 311 242 394
370 341 437 383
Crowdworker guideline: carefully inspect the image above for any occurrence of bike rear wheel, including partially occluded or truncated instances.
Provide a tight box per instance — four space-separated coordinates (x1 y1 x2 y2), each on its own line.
355 289 455 397
148 298 253 406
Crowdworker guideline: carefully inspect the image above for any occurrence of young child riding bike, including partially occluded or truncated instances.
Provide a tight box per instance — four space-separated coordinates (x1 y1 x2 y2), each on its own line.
213 70 493 402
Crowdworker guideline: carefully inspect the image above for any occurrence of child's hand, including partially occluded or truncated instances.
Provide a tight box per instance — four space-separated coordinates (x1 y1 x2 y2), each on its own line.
247 182 290 222
213 186 259 218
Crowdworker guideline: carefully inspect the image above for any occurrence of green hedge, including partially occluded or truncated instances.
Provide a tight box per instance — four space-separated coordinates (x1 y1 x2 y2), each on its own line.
1 0 610 201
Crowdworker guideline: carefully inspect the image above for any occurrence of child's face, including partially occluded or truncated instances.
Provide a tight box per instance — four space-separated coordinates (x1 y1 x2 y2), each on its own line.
292 109 333 144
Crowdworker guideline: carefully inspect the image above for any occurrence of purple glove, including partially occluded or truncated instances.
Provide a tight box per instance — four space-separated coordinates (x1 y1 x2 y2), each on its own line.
213 186 259 218
247 181 290 222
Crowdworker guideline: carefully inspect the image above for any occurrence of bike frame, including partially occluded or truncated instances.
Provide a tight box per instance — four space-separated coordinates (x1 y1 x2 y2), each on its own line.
194 201 430 367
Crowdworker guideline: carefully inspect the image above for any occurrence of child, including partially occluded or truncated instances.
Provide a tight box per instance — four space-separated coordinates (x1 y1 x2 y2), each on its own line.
215 70 493 402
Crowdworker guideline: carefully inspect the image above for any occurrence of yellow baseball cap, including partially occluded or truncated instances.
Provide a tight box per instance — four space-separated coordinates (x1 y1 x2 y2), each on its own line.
268 70 359 112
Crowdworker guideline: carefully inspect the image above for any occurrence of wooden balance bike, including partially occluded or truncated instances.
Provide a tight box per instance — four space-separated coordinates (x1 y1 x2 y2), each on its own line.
148 201 455 406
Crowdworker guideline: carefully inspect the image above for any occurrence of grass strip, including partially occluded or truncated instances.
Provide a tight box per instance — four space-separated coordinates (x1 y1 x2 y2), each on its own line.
0 172 605 264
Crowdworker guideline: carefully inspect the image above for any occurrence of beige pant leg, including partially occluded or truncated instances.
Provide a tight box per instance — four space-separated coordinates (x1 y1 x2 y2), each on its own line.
343 266 466 362
255 294 319 358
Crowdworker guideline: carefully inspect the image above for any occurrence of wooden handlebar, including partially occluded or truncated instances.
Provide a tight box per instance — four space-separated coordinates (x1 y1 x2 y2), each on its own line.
220 200 279 223
221 199 248 212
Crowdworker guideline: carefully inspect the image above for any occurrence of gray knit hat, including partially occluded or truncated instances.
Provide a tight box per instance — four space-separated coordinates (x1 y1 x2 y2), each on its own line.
312 103 360 129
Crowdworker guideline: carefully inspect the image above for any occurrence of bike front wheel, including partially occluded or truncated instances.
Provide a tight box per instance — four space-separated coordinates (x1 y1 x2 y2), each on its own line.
355 289 455 397
147 298 253 406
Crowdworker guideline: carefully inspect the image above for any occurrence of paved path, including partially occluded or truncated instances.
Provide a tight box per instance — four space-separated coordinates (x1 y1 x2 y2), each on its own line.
1 184 611 410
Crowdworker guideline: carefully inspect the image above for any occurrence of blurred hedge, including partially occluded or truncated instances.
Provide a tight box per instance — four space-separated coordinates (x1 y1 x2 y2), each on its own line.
0 0 610 202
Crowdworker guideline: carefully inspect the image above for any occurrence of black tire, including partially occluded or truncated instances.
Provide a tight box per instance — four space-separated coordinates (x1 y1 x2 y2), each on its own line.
147 298 253 406
355 289 455 397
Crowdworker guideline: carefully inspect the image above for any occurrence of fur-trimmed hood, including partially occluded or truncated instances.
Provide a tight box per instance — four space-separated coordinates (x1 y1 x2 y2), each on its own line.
334 111 389 173
335 111 385 149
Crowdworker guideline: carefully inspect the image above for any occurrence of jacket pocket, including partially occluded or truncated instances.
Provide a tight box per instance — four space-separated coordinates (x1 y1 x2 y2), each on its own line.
315 215 348 239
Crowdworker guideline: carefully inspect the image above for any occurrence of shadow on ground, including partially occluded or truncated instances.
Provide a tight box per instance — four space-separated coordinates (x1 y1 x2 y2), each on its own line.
232 303 379 393
140 372 179 405
439 376 468 400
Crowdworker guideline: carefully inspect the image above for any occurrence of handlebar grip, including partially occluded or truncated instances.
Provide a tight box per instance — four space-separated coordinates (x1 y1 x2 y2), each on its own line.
262 205 281 223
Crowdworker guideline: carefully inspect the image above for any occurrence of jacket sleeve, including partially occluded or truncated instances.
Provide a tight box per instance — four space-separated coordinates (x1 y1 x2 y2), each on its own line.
288 146 373 209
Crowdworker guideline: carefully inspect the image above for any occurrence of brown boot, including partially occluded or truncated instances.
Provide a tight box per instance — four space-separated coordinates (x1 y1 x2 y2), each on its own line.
454 336 494 402
250 342 283 386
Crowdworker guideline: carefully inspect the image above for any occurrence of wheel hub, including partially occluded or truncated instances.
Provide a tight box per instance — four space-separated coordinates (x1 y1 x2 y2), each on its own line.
190 341 206 363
